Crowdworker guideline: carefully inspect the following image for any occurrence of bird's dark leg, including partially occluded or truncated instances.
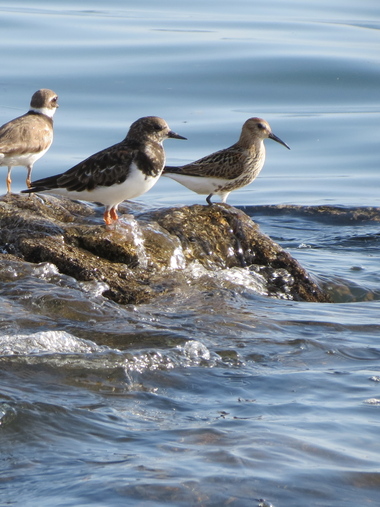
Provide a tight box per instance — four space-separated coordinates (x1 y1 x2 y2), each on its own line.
206 193 214 206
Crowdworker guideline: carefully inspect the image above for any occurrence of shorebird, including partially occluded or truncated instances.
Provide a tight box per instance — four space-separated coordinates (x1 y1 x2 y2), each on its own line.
0 89 59 194
22 116 186 225
163 117 290 204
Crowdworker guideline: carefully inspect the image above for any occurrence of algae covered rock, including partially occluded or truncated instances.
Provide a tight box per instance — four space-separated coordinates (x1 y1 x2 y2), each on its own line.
0 194 330 304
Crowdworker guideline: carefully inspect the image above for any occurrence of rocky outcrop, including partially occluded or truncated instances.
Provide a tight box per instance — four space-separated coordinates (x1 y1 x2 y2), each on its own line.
0 194 330 304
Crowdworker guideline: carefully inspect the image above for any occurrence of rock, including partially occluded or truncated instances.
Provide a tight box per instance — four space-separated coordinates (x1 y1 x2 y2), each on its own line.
241 204 380 223
0 194 330 304
150 204 329 302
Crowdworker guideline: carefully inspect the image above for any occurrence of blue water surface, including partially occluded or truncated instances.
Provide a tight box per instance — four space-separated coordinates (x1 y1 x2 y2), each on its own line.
1 0 379 207
1 2 380 506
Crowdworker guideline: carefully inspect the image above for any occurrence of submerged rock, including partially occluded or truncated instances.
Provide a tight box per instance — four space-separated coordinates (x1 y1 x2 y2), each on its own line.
0 194 330 304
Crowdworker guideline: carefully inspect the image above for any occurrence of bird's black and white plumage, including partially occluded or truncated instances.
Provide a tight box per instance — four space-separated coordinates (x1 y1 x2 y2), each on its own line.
0 89 59 193
23 116 186 224
163 117 290 204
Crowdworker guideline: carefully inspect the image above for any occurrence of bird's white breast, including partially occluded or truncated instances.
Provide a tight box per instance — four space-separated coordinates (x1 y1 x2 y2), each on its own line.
46 161 161 206
0 147 50 168
163 172 229 195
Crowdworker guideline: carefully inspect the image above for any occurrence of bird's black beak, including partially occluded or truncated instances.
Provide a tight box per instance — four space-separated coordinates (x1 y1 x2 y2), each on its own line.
168 131 187 140
269 132 290 150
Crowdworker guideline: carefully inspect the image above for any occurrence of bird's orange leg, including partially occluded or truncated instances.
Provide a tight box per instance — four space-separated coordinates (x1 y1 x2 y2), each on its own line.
6 167 12 194
109 207 119 222
26 165 33 188
104 209 113 225
104 207 119 225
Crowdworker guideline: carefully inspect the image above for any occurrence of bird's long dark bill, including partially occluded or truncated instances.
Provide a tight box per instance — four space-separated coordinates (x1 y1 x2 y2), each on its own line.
269 132 290 150
169 131 187 140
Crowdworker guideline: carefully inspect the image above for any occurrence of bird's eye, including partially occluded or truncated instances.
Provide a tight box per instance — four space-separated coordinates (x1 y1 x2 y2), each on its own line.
257 123 265 130
52 96 58 103
153 123 163 131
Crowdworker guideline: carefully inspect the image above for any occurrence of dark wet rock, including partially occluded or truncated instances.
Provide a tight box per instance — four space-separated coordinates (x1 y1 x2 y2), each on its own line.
0 194 331 304
241 204 380 224
150 204 330 302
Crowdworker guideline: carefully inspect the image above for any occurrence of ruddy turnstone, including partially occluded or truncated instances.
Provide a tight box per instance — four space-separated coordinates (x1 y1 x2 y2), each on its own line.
0 89 59 194
23 116 186 224
163 117 290 204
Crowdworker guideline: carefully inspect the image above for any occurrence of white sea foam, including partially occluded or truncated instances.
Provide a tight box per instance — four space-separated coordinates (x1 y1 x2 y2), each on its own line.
119 215 148 269
169 245 186 270
79 280 110 297
363 398 380 405
186 261 268 295
32 262 60 278
182 340 211 361
0 330 105 356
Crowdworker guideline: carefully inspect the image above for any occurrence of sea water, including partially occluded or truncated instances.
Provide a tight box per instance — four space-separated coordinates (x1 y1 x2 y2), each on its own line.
0 1 380 506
